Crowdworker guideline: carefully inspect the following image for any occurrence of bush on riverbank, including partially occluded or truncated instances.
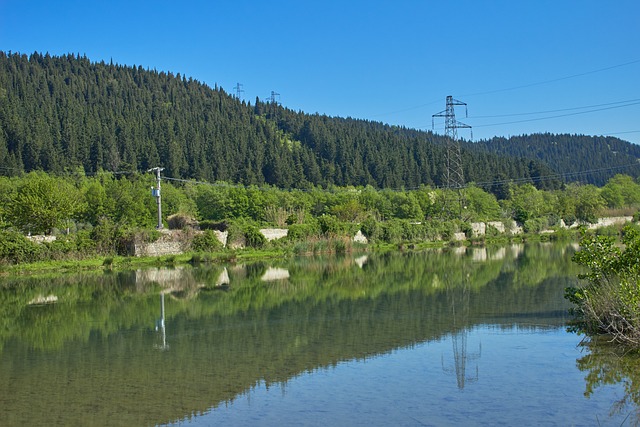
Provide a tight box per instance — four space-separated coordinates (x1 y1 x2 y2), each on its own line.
566 224 640 347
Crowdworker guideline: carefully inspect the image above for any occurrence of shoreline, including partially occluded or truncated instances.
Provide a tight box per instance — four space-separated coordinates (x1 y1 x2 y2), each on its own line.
0 232 573 278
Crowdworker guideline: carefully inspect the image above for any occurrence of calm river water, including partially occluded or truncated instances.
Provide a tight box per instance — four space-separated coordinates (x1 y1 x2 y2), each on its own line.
1 243 640 426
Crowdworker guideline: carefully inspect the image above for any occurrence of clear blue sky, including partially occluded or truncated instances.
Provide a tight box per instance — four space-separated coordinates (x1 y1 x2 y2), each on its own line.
1 0 639 144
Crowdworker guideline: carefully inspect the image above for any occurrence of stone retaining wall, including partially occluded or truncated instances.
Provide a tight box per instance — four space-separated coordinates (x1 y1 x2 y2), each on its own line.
131 216 635 257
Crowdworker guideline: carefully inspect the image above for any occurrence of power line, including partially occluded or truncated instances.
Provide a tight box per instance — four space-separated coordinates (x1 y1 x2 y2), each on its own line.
371 59 640 119
472 162 640 189
469 98 640 119
457 58 640 98
370 98 443 118
470 101 640 129
157 160 640 195
603 130 640 136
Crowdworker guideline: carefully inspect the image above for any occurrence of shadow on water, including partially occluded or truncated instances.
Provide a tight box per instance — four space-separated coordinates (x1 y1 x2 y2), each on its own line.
0 243 636 425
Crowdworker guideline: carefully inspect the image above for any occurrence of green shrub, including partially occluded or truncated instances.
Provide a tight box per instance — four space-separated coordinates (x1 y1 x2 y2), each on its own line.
523 217 547 233
332 238 350 254
459 221 473 238
75 230 96 253
244 225 267 249
595 225 621 237
566 225 640 347
381 220 403 243
167 213 196 230
90 218 119 255
438 221 457 241
198 220 227 231
287 223 320 241
485 224 501 238
318 214 351 236
45 236 78 259
360 216 381 241
191 230 223 252
400 220 425 241
0 230 44 263
422 221 442 241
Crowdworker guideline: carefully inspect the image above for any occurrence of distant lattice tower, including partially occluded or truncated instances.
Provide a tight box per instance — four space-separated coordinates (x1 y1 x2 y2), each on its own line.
269 90 280 120
432 96 472 189
433 96 472 217
234 82 244 100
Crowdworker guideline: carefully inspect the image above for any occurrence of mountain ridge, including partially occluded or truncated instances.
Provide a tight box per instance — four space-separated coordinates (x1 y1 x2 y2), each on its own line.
0 51 637 189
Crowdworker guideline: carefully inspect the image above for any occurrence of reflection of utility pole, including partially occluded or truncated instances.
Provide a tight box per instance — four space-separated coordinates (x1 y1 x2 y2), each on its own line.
154 293 169 351
148 167 164 229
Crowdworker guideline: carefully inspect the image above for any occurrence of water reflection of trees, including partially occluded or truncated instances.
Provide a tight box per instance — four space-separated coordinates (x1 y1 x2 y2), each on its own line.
0 243 580 426
577 339 640 425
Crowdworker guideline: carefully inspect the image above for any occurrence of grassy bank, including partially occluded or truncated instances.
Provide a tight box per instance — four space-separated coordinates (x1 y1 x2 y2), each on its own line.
0 229 583 278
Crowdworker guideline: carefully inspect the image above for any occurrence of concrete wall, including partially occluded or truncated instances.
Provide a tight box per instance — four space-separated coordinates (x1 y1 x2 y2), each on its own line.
586 216 633 230
134 241 183 257
259 228 288 241
26 235 57 243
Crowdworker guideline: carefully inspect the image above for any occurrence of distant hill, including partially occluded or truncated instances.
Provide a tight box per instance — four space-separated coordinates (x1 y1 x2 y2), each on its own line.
0 51 637 189
474 133 640 186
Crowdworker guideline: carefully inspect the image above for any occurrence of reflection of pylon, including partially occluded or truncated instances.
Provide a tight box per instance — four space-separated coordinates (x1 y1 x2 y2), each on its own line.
441 265 481 390
433 96 472 217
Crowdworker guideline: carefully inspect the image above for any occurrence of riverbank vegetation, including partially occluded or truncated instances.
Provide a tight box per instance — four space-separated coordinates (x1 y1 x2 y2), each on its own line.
566 225 640 347
1 169 639 272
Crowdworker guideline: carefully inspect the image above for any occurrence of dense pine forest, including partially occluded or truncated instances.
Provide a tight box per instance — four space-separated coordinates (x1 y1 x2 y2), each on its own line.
2 51 636 189
475 133 640 186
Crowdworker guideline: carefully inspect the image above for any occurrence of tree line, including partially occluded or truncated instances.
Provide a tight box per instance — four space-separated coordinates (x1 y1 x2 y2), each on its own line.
2 51 637 190
1 169 639 263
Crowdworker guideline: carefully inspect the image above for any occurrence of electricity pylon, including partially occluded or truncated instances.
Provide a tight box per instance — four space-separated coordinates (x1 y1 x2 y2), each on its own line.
433 96 472 218
234 82 244 100
269 90 280 121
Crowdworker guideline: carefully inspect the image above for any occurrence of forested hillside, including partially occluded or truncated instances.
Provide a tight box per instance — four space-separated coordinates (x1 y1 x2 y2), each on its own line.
475 134 640 186
0 51 637 189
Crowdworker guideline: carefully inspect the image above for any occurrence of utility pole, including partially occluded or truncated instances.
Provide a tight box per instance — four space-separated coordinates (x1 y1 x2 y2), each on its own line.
148 167 164 229
433 96 472 218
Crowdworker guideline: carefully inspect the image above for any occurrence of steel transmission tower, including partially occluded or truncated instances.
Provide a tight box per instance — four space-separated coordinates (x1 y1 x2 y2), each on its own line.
234 82 244 100
432 96 472 217
432 96 472 189
269 90 280 105
269 90 280 120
